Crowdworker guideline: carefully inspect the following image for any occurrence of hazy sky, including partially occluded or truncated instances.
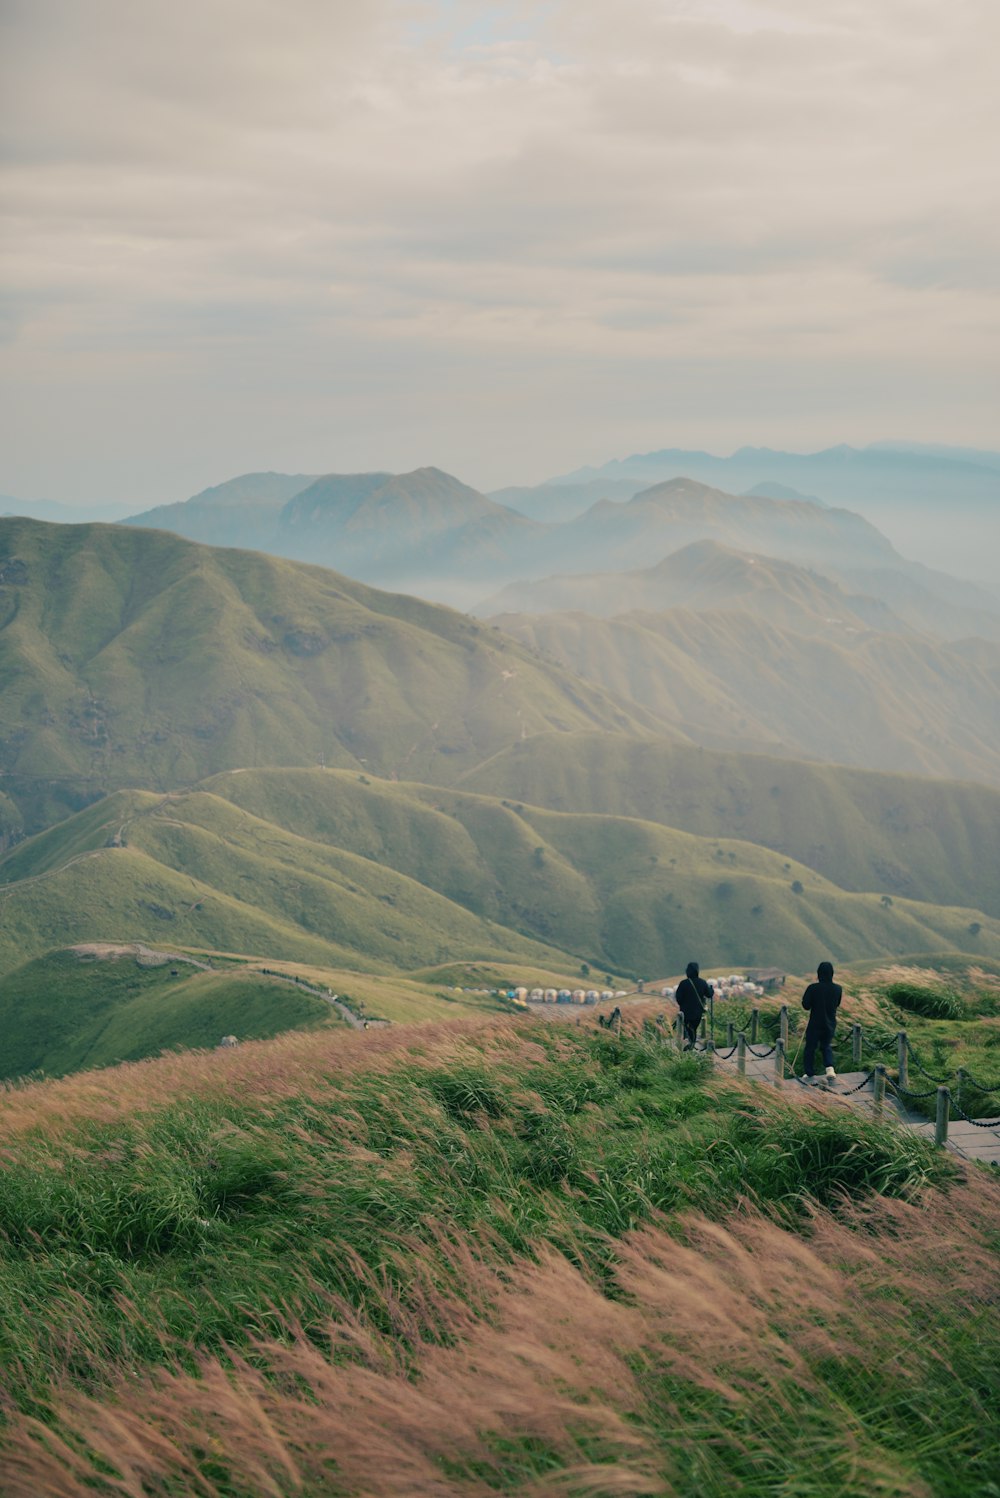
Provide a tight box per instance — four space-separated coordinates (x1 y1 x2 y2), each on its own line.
2 0 998 506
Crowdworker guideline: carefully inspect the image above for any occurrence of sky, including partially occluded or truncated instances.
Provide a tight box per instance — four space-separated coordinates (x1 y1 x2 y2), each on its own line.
2 0 999 508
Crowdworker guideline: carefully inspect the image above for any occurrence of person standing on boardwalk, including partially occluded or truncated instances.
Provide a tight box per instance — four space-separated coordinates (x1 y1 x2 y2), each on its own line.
676 962 713 1049
801 961 843 1084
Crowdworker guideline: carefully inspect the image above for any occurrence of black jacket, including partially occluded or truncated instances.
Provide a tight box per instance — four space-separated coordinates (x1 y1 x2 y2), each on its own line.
802 979 842 1038
676 976 712 1023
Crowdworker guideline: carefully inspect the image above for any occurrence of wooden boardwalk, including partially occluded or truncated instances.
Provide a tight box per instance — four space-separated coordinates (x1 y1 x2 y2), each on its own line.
710 1048 1000 1167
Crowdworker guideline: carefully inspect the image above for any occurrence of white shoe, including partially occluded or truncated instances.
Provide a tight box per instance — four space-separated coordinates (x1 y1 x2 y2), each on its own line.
825 1066 837 1082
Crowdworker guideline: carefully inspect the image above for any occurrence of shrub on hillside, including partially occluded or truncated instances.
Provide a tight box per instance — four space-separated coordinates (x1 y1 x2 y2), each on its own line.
883 981 964 1021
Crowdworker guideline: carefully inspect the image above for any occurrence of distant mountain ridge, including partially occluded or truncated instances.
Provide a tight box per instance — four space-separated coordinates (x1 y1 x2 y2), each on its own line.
518 442 1000 590
477 539 906 634
127 472 318 551
124 462 1000 630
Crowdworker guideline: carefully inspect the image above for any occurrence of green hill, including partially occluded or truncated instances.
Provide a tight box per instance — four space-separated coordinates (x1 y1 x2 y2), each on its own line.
461 733 1000 918
5 771 996 1009
0 786 584 982
0 517 654 836
486 606 1000 786
0 947 341 1081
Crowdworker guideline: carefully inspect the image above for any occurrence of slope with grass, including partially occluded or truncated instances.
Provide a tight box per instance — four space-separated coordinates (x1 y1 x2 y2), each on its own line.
213 768 1000 969
0 517 654 835
6 770 997 1015
0 947 342 1082
0 786 585 985
0 1012 997 1496
462 732 1000 918
487 605 1000 785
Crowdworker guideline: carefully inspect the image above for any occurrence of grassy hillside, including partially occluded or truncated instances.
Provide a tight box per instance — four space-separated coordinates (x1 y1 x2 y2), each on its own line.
0 517 653 835
0 1012 997 1496
0 787 585 983
7 770 995 1007
0 947 341 1081
23 766 999 976
489 607 1000 786
461 733 1000 918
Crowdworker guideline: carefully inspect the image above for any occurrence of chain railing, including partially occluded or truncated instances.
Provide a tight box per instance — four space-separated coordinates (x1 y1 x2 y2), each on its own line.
691 1004 1000 1143
651 992 1000 1142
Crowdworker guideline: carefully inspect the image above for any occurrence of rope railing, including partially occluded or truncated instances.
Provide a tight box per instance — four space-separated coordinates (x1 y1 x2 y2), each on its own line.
659 997 1000 1138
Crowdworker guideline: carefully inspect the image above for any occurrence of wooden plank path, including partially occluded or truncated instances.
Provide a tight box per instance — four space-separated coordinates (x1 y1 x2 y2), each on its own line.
709 1046 1000 1167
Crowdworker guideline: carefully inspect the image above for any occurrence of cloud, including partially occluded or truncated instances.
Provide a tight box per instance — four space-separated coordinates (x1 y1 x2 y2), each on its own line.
1 0 998 501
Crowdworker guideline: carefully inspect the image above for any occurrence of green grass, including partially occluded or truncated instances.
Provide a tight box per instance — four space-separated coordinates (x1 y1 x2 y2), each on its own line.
0 515 649 838
882 978 965 1020
1 1013 997 1497
0 948 342 1081
461 730 1000 919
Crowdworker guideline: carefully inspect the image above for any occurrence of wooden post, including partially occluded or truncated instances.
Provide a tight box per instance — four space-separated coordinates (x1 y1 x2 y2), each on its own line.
897 1032 908 1092
774 1037 785 1082
750 1008 759 1044
700 1012 707 1042
737 1032 747 1077
779 1005 789 1049
873 1064 886 1117
935 1086 949 1148
852 1024 862 1067
675 1012 685 1051
726 1020 735 1047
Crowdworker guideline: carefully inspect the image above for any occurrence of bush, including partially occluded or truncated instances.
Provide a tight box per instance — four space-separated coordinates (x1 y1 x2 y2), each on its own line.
883 982 964 1021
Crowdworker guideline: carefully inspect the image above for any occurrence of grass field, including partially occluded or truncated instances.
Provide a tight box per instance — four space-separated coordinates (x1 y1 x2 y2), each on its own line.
0 1008 997 1496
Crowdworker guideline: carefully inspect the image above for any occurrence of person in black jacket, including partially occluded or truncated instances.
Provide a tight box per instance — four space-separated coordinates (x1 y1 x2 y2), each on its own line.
675 961 713 1049
801 960 843 1083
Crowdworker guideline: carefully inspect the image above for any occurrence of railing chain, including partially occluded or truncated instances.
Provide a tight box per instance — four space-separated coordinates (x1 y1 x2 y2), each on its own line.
947 1099 1000 1129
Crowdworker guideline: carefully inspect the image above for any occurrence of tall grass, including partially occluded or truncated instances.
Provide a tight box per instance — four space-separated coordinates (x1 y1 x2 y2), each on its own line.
0 1009 994 1496
3 1183 998 1497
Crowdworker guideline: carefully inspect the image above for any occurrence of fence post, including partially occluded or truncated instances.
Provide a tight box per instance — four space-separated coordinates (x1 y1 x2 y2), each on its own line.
873 1064 886 1117
674 1012 685 1051
750 1008 759 1044
737 1032 747 1077
708 989 715 1047
700 1013 707 1043
897 1032 908 1092
726 1020 735 1047
935 1086 950 1148
852 1024 862 1067
779 1005 789 1049
955 1069 964 1110
774 1037 785 1082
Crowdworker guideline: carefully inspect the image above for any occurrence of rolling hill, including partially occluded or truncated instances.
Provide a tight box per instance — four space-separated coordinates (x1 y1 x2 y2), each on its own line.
3 770 997 1009
0 947 342 1082
461 733 1000 918
0 517 654 836
485 605 1000 787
